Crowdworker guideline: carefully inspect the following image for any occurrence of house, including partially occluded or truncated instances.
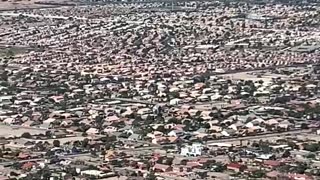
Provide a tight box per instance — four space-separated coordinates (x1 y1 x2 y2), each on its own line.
168 130 184 137
197 95 209 102
170 98 181 106
228 121 243 131
287 173 314 180
21 120 37 127
266 171 280 179
256 153 274 160
227 163 247 172
9 139 35 148
195 128 207 134
152 136 174 144
266 119 279 126
263 160 282 169
278 120 294 130
105 115 120 123
0 96 13 105
21 162 36 171
81 170 108 178
103 126 118 133
128 133 141 141
104 150 116 162
18 152 31 159
39 123 51 130
209 125 222 132
137 108 152 115
181 143 203 157
153 163 172 172
221 129 236 137
3 118 15 125
86 128 99 134
52 130 68 138
137 162 147 170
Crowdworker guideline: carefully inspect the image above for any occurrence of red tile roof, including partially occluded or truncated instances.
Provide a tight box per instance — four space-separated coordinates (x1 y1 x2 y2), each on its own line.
227 163 243 169
264 160 281 167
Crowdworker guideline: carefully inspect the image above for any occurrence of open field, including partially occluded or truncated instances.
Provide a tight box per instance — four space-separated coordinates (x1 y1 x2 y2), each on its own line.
0 0 69 11
0 46 30 58
219 70 289 83
0 124 46 137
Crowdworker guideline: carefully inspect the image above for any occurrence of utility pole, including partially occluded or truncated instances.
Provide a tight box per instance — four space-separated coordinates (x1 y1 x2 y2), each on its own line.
171 0 174 11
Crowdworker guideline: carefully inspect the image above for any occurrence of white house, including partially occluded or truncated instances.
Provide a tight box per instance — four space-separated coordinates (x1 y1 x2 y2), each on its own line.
181 143 203 157
86 127 99 134
81 170 107 178
137 108 152 115
198 95 209 102
168 131 177 137
170 98 181 106
103 126 117 133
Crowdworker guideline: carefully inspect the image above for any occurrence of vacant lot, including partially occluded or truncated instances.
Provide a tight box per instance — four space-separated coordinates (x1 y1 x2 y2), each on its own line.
219 71 288 83
0 124 46 137
0 46 29 58
0 0 68 11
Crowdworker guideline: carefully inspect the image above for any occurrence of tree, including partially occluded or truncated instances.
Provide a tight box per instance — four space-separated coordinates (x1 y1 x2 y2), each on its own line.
101 150 106 156
306 153 316 159
132 119 141 127
45 131 52 138
82 138 89 148
202 123 211 129
304 143 320 152
45 150 54 157
251 170 265 178
21 132 32 139
301 123 309 129
288 141 299 149
53 140 60 147
167 117 179 124
90 150 97 156
282 150 291 158
212 162 226 172
156 125 166 133
146 170 156 180
5 49 14 58
39 167 51 179
299 85 307 95
88 164 99 170
168 91 180 99
295 163 308 174
95 115 104 127
0 71 8 81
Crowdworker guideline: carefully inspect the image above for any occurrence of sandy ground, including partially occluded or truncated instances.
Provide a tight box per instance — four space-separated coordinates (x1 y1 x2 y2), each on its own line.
0 0 68 11
0 1 49 11
30 136 89 144
0 11 87 19
0 124 46 137
219 71 288 83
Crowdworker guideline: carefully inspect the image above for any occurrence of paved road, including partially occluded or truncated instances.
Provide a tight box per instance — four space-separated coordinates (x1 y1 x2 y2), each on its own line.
120 129 312 151
10 125 48 131
203 129 311 144
0 12 87 20
105 97 156 105
0 129 311 166
0 153 91 166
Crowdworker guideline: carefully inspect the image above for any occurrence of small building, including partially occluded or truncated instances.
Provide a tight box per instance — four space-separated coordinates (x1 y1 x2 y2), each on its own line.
180 143 203 157
227 163 247 172
153 163 172 172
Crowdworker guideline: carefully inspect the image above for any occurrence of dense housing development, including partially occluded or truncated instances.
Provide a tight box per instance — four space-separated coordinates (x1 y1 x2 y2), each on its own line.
1 0 320 179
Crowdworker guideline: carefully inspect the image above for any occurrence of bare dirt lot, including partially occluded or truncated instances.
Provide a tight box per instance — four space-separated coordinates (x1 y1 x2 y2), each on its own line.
0 124 46 137
0 0 69 11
